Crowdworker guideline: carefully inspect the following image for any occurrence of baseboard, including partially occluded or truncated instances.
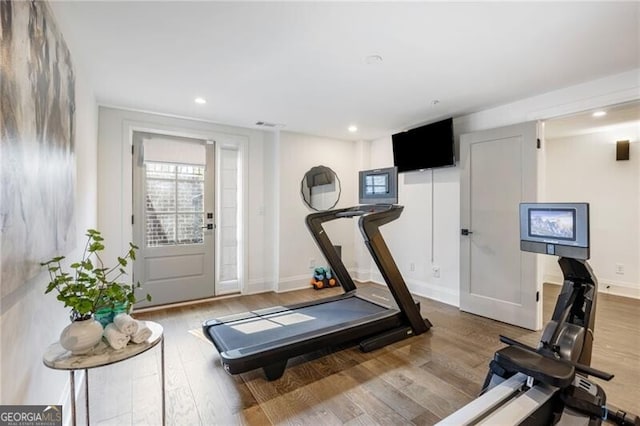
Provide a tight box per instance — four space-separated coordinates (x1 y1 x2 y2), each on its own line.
244 277 274 294
276 268 360 293
276 274 313 293
597 282 640 299
351 267 373 282
367 276 459 308
544 276 640 299
406 281 459 307
543 274 564 285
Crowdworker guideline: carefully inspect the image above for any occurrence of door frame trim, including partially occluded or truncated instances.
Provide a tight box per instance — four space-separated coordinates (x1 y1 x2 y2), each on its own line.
124 121 248 303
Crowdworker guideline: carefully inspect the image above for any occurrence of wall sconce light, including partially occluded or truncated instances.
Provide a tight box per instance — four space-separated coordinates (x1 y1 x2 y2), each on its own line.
616 140 630 161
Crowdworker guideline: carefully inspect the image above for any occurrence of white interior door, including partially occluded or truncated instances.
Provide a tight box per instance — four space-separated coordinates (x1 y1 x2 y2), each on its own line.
132 132 215 307
460 121 541 330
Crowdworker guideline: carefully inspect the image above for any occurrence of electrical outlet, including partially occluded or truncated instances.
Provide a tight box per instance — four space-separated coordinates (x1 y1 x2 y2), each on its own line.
615 263 624 275
409 262 415 272
309 258 316 269
432 266 440 278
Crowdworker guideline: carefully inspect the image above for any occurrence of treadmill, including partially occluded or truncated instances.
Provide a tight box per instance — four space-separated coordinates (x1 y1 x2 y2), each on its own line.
202 203 432 380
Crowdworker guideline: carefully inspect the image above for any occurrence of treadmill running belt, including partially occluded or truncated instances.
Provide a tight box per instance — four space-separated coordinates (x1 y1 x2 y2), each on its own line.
207 297 390 352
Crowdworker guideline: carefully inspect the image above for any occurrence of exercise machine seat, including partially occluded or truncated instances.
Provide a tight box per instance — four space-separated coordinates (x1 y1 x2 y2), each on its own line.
494 345 575 388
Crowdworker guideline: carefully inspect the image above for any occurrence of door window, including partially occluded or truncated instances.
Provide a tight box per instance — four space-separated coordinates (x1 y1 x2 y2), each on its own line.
145 162 205 247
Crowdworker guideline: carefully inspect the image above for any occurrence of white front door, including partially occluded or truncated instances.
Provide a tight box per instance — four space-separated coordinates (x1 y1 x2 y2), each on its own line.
132 132 215 307
459 121 541 330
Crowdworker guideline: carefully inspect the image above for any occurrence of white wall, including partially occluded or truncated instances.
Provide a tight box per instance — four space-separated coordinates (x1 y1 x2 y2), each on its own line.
277 132 359 291
277 132 461 305
0 29 99 410
367 69 640 306
543 125 639 298
96 107 277 296
359 137 461 306
278 70 639 304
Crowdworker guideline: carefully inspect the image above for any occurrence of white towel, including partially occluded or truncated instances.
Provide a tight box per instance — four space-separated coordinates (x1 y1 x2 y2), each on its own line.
113 313 138 336
130 320 152 344
104 323 130 350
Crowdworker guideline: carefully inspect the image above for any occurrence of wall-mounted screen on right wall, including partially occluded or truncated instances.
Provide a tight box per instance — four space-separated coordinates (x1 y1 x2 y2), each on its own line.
520 202 590 260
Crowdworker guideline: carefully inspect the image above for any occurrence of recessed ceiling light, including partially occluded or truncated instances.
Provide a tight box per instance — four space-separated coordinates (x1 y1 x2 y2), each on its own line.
348 125 358 133
194 97 207 105
592 110 606 117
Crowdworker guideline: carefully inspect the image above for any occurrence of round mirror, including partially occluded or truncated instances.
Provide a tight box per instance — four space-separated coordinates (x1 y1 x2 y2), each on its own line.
301 165 341 211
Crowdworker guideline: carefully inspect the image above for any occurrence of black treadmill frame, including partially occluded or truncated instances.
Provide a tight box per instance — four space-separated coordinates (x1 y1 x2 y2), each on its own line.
203 204 431 380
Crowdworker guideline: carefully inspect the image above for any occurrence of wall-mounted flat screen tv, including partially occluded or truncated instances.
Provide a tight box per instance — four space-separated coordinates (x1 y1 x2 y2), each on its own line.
392 117 455 172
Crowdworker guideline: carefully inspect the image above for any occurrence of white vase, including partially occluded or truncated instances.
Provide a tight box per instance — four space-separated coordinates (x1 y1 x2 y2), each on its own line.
60 317 104 355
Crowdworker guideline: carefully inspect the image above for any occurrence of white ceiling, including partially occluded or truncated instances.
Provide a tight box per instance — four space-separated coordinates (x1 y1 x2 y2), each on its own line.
49 1 639 141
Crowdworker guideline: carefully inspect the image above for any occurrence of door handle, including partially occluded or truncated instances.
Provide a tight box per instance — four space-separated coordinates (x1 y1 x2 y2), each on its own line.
461 229 473 236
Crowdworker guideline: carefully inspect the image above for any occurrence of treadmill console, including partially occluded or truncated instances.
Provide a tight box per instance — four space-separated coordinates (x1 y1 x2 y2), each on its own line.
358 166 398 205
335 204 395 218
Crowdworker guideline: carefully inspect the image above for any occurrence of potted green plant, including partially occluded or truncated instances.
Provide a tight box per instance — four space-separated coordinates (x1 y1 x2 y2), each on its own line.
41 229 151 354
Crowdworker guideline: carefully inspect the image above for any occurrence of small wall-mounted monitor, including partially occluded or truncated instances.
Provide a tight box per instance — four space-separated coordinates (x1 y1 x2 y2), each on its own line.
519 202 590 260
358 166 398 205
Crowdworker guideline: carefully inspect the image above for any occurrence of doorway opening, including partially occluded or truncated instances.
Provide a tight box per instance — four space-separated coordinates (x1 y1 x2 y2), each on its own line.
541 99 640 313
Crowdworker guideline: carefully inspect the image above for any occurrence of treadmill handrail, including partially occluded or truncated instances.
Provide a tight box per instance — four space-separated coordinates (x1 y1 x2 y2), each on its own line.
305 206 380 292
305 205 389 292
305 205 400 293
306 204 431 335
358 207 431 334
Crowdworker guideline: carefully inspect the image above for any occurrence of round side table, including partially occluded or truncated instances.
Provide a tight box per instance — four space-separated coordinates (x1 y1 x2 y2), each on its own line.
43 320 165 426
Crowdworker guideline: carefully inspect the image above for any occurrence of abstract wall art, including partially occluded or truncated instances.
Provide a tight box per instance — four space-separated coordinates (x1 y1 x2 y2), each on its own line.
1 0 76 298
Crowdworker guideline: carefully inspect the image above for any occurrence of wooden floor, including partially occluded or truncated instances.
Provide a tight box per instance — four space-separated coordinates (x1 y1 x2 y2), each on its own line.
85 283 640 425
